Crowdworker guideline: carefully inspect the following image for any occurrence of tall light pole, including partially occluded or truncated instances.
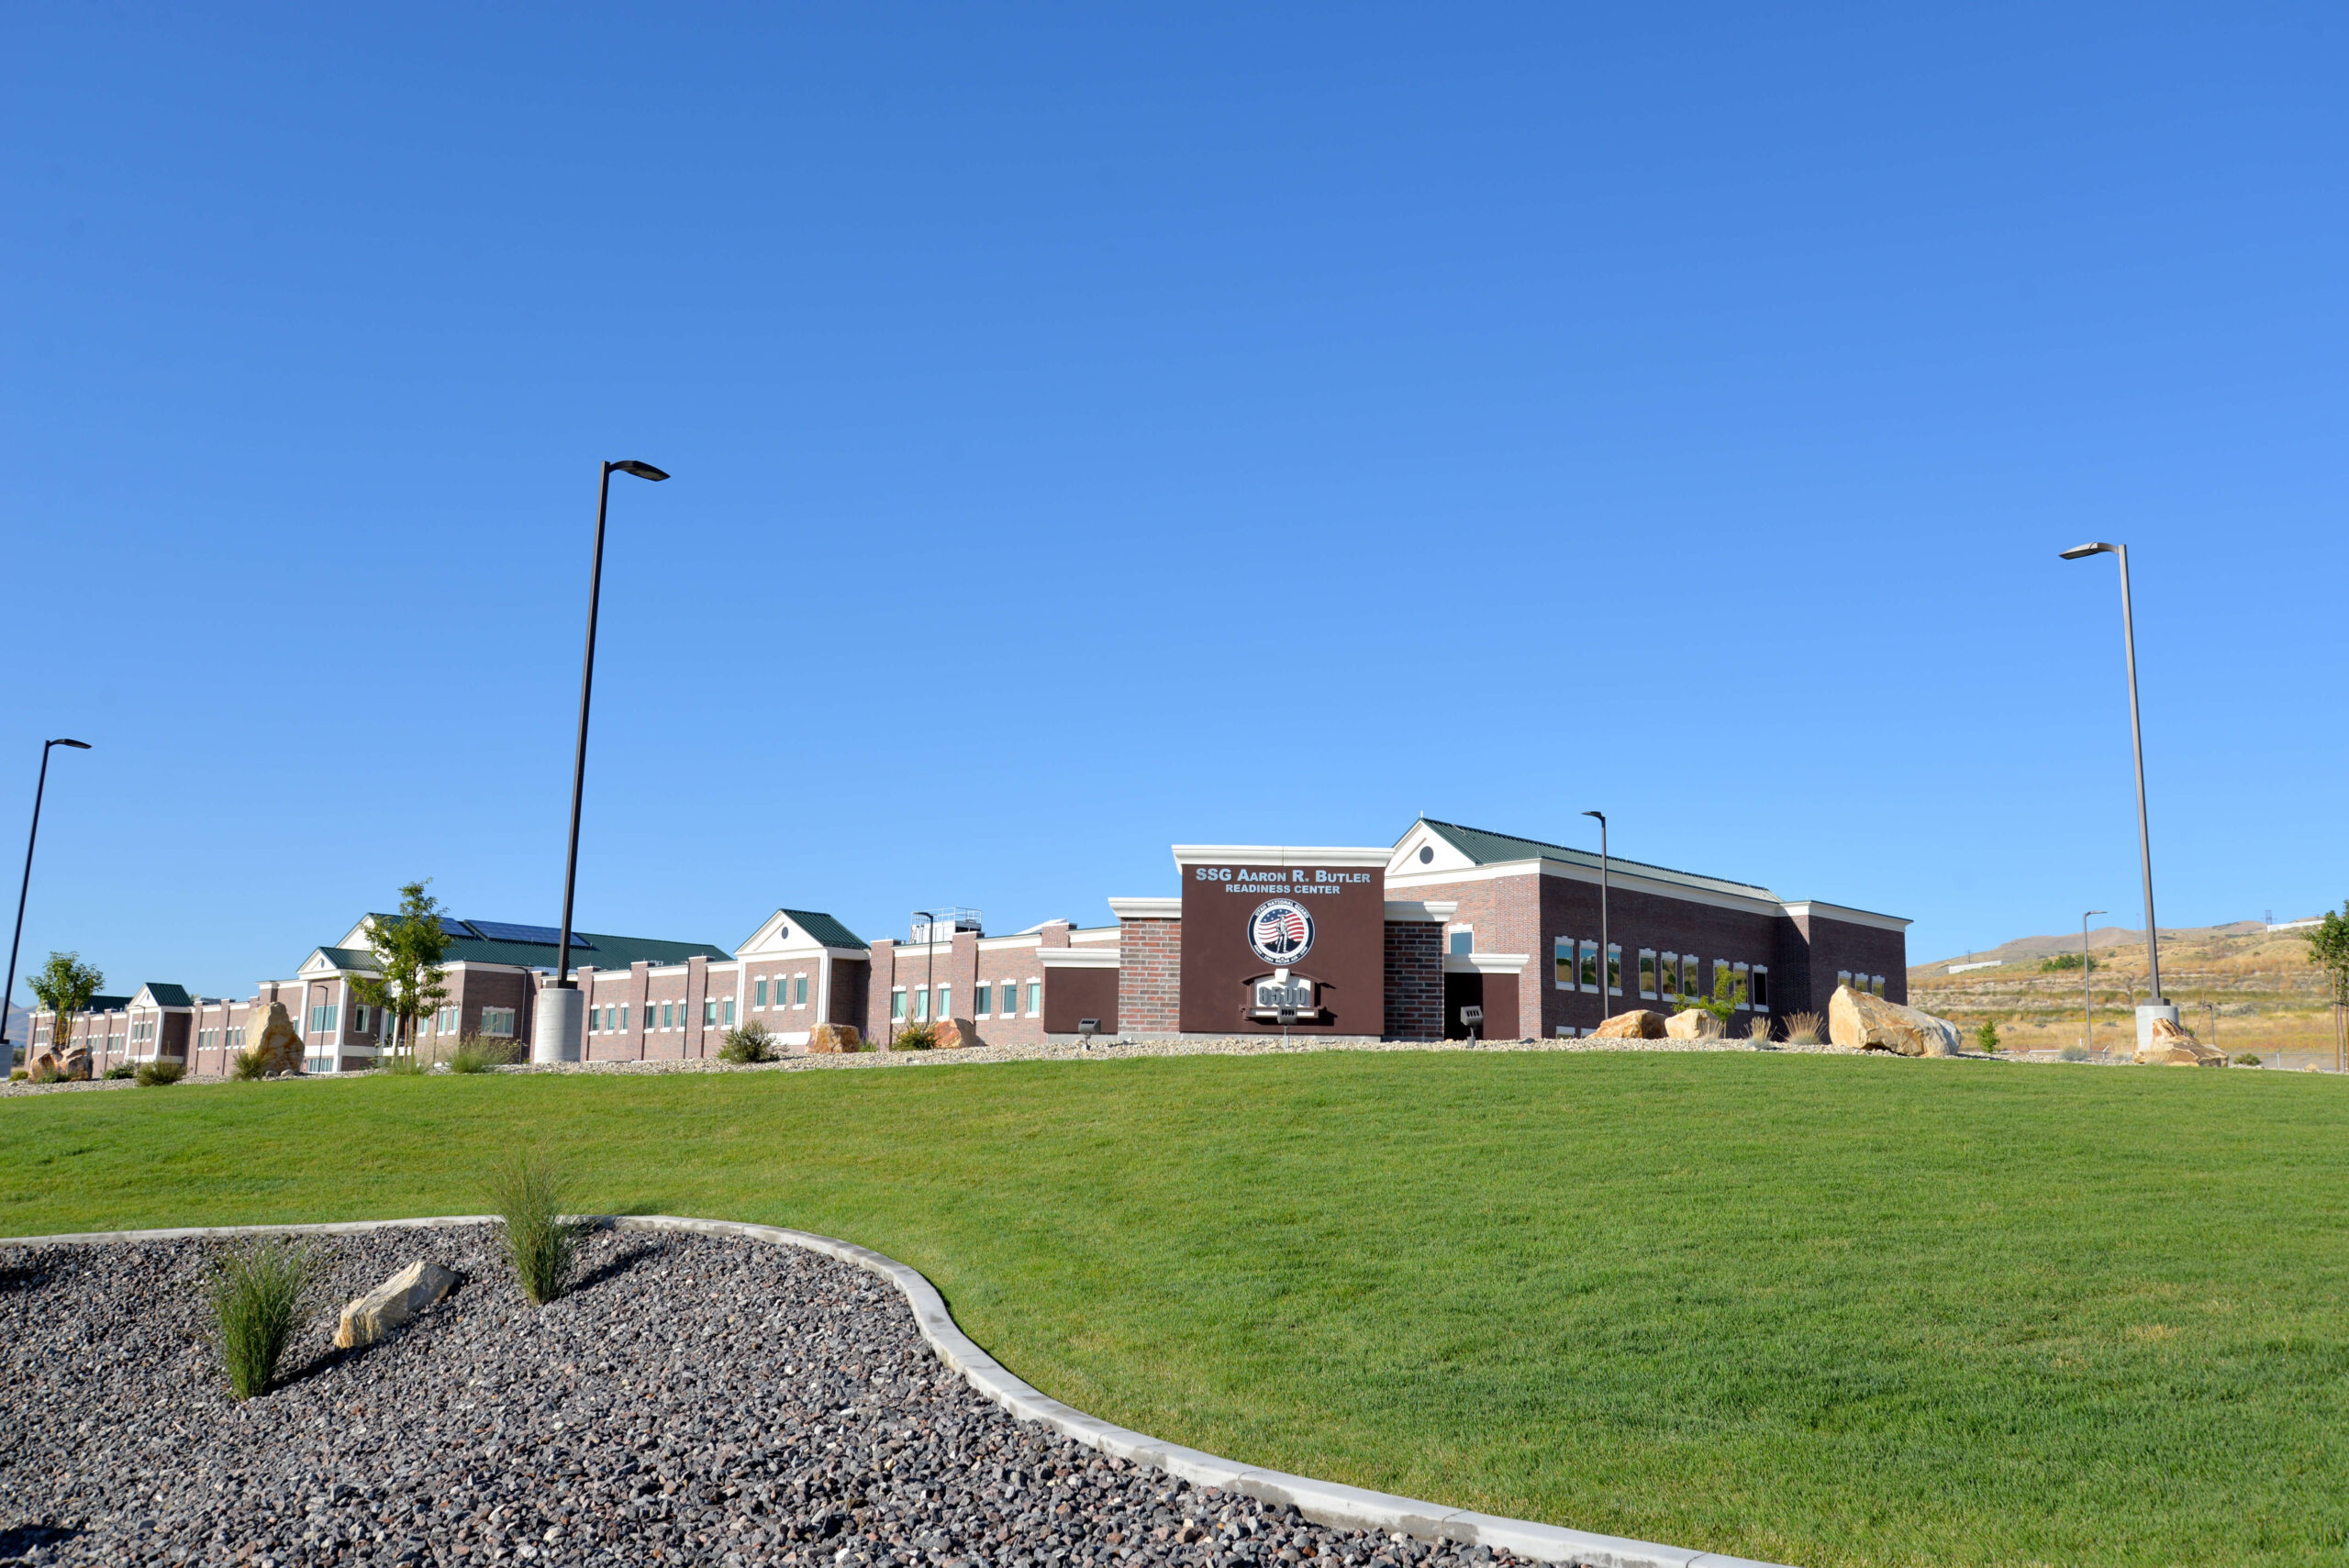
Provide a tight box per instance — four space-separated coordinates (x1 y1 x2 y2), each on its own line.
1582 811 1608 1029
2059 541 2174 1050
2 739 92 1068
539 460 670 1065
2080 910 2104 1054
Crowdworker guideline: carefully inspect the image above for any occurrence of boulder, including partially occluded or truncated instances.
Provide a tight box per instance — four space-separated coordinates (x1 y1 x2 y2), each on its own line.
2136 1016 2225 1067
59 1048 91 1081
1664 1009 1726 1040
242 1002 305 1075
805 1022 863 1054
1591 1010 1666 1040
933 1018 986 1050
1828 984 1963 1057
335 1260 461 1349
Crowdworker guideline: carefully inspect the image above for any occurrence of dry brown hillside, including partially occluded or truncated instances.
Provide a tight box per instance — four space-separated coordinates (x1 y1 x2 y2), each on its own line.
1908 918 2343 1058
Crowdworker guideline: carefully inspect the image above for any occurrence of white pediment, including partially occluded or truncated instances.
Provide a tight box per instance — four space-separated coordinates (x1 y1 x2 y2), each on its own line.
1389 822 1475 877
735 910 823 958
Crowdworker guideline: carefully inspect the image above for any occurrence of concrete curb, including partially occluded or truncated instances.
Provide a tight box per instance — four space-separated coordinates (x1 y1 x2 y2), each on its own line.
0 1214 1795 1568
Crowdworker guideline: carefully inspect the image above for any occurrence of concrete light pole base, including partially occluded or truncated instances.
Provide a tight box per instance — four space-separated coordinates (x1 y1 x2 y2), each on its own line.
535 985 585 1064
2135 1002 2181 1054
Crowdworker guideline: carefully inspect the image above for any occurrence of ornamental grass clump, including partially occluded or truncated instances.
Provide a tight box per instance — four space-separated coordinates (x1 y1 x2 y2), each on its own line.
1781 1012 1823 1046
489 1151 578 1306
229 1048 267 1081
719 1021 775 1064
892 1020 938 1051
1747 1015 1774 1045
448 1036 517 1074
375 1048 429 1076
210 1240 313 1400
136 1059 185 1086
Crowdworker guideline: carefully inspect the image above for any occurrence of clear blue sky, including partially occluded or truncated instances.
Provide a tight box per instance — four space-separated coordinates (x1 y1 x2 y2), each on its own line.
4 4 2342 1002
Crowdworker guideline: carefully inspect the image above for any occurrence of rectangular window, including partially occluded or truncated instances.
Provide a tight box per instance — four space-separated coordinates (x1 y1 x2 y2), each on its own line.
1449 929 1473 956
976 982 992 1016
937 985 951 1019
755 978 768 1008
1731 962 1751 1009
1837 970 1854 990
891 988 907 1021
661 1001 674 1029
1751 965 1770 1011
618 1004 629 1032
1026 981 1041 1015
795 975 807 1006
1871 974 1886 997
723 997 735 1027
914 987 930 1022
481 1008 516 1038
1607 943 1621 995
1553 938 1575 989
1579 940 1599 993
1659 952 1680 1000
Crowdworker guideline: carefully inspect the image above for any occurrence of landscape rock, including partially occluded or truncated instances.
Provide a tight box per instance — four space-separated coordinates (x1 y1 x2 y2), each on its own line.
336 1259 462 1348
241 1001 305 1074
1592 1010 1667 1040
805 1021 863 1053
2136 1016 2225 1067
1828 984 1963 1056
1664 1009 1726 1040
933 1017 986 1050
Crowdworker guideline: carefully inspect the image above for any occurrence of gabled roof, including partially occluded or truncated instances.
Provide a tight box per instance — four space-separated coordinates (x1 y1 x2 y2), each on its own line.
1408 818 1779 901
83 995 130 1015
137 983 193 1007
777 909 867 951
310 947 379 973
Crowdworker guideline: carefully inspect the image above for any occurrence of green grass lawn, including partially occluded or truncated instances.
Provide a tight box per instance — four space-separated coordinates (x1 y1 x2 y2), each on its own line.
6 1051 2347 1567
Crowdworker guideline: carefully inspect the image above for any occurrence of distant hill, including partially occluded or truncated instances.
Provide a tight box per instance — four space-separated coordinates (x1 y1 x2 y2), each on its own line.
1925 919 2286 969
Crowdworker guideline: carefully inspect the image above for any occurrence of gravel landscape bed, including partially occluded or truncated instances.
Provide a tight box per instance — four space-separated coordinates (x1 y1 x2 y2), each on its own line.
0 1227 1546 1568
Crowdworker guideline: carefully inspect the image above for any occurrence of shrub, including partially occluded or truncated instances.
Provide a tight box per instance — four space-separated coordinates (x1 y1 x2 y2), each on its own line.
1781 1012 1823 1046
448 1036 517 1074
136 1060 185 1087
230 1048 267 1081
30 1061 60 1084
892 1020 938 1051
375 1050 429 1076
1975 1020 2001 1054
2041 952 2097 973
210 1240 312 1400
2058 1043 2090 1062
6 1069 23 1082
103 1062 136 1080
2233 1051 2265 1067
719 1021 775 1064
488 1151 577 1306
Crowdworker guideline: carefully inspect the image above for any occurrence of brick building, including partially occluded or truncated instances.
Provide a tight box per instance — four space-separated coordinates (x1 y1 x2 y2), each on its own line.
30 817 1905 1071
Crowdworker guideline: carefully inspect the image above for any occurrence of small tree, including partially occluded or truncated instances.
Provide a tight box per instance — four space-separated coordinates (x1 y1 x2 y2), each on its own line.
1687 966 1748 1026
1976 1018 2002 1054
346 880 452 1060
25 951 103 1062
2306 903 2349 1009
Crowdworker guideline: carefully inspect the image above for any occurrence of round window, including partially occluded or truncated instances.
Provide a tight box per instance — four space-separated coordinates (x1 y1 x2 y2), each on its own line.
1419 845 1433 863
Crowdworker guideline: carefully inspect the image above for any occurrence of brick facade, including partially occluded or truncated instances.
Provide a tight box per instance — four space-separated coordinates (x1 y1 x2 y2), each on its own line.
1382 920 1443 1040
1117 917 1181 1034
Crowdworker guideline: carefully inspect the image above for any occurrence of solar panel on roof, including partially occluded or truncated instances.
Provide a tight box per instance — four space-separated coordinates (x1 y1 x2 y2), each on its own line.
436 917 479 939
462 919 593 949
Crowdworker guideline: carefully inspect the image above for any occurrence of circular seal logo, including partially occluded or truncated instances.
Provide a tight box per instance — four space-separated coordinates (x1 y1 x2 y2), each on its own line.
1248 897 1315 966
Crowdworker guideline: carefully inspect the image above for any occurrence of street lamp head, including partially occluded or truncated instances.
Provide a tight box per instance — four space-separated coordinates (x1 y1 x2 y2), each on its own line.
2058 542 2116 561
1582 809 1605 823
49 739 90 750
609 461 670 482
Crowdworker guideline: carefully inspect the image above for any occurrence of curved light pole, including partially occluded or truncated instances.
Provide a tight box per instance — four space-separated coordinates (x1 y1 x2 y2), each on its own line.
2059 541 2173 1049
2080 910 2104 1054
540 460 670 1065
1582 810 1608 1029
2 739 92 1067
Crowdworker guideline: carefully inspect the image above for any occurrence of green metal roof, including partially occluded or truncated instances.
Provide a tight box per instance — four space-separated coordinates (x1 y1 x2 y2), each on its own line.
358 917 729 971
1409 818 1778 900
317 947 378 971
140 983 193 1007
776 909 868 951
84 995 131 1014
